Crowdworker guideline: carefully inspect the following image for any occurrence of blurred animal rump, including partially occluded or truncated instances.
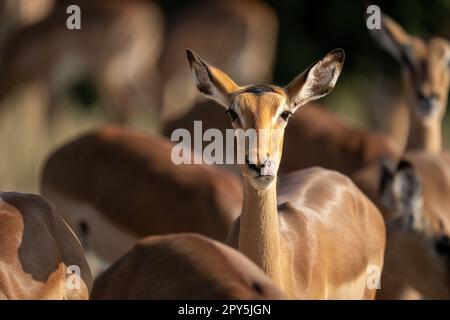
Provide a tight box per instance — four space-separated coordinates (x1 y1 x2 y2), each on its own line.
0 0 164 124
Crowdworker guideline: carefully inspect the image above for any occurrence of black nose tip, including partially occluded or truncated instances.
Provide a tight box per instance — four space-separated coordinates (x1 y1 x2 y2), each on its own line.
417 93 439 116
261 160 272 168
245 157 260 173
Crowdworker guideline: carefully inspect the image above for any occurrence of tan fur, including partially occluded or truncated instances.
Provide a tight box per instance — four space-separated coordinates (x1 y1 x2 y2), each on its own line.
227 169 386 299
91 233 286 299
41 126 243 273
403 38 450 152
376 152 450 299
0 192 92 299
187 50 386 299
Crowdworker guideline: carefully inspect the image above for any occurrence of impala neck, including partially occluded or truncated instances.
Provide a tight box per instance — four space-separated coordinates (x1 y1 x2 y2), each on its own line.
406 115 442 153
239 178 283 288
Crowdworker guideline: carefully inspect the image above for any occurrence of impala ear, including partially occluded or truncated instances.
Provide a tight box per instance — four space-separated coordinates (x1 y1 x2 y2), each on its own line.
379 157 396 210
367 9 411 62
383 160 425 231
186 49 240 107
284 49 344 112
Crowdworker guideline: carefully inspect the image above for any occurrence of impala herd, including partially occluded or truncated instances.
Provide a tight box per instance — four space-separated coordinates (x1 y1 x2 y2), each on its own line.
0 1 450 300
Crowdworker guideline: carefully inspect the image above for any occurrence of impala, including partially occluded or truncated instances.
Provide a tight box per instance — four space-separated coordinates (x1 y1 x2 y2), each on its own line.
368 8 450 153
187 49 386 299
91 233 286 300
0 191 92 299
0 0 164 123
41 126 242 276
377 153 450 299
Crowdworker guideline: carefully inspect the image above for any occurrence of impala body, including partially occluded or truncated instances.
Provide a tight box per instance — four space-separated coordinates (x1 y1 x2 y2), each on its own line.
377 152 450 299
187 49 386 299
0 192 92 299
41 126 242 276
91 233 286 300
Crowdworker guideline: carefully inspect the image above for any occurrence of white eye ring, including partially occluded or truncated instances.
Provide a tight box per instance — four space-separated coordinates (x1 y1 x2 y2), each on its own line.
280 111 292 121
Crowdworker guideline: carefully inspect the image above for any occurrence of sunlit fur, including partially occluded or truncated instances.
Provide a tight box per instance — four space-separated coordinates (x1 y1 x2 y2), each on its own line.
0 192 92 299
91 233 286 300
188 49 386 299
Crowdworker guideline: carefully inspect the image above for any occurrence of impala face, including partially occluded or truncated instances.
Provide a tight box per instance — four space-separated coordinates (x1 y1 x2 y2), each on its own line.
401 38 450 121
369 13 450 123
229 88 288 189
187 48 344 190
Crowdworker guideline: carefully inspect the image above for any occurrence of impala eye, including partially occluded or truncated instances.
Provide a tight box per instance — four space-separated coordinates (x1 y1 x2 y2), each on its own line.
226 109 239 122
280 111 292 121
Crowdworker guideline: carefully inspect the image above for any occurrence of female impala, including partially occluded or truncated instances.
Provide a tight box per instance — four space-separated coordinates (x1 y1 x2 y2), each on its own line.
187 49 386 299
368 8 450 153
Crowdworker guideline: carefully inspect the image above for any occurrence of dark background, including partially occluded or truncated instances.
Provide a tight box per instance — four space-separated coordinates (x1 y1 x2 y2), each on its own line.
161 0 450 84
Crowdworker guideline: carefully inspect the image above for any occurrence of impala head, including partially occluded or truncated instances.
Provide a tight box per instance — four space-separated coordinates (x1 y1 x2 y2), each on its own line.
187 49 344 190
369 10 450 123
379 160 450 297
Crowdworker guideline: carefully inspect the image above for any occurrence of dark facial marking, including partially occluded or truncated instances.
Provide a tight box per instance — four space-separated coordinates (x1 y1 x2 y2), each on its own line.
243 85 275 96
187 50 213 96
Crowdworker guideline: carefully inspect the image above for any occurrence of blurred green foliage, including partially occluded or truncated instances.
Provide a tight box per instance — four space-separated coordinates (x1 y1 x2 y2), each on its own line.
160 0 450 84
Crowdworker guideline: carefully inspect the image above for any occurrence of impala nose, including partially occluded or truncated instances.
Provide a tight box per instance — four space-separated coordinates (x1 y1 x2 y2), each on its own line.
245 158 276 176
418 92 439 117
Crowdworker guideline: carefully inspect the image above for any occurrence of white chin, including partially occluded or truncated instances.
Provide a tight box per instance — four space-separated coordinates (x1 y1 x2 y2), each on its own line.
249 176 275 190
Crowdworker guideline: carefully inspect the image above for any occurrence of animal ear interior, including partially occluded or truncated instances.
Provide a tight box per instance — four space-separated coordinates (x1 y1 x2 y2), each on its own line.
186 49 239 107
378 156 395 198
284 49 345 111
394 160 422 200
